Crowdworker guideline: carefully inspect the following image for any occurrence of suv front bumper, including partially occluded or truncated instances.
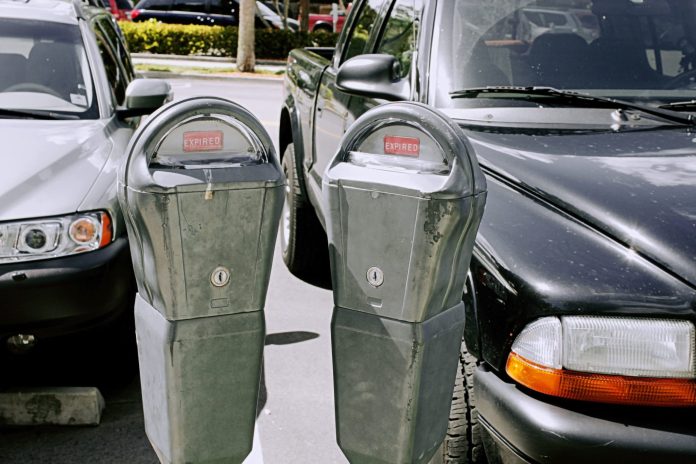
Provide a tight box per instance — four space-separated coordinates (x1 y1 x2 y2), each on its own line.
475 365 696 464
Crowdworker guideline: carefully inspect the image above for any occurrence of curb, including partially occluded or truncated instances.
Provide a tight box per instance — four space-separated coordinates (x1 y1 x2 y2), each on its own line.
0 387 105 426
137 70 284 82
132 53 286 67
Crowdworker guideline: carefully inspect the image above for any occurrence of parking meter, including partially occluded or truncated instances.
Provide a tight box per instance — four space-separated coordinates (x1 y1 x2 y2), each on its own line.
117 97 284 464
323 102 487 463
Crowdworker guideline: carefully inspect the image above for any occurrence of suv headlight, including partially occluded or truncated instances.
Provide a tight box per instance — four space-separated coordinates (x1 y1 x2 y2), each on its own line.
507 316 696 406
0 211 113 264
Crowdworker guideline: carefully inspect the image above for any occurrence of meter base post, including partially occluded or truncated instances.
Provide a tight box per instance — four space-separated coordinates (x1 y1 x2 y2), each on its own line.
135 294 264 464
332 302 465 464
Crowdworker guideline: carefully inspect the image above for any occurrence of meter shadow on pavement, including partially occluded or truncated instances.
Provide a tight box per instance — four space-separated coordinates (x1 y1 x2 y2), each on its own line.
256 330 320 417
265 331 319 346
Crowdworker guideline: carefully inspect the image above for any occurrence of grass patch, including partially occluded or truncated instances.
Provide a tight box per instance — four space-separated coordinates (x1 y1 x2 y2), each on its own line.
139 65 172 72
135 63 284 77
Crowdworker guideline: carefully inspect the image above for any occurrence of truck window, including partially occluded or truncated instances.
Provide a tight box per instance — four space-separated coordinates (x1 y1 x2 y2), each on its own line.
376 0 423 79
343 0 387 63
173 0 205 12
435 0 696 108
140 0 171 10
209 0 233 14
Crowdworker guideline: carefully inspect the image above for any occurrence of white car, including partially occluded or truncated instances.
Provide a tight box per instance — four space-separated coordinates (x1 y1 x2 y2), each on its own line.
0 0 169 371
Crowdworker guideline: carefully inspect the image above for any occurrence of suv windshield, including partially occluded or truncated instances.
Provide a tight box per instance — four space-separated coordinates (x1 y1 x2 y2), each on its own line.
435 0 696 109
0 18 96 119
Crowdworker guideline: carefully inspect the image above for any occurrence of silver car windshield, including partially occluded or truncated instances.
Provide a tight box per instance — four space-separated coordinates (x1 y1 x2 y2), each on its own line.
0 18 96 118
435 0 696 108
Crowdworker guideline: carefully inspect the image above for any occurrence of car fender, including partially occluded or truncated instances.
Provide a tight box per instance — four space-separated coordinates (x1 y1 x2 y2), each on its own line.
77 117 133 238
470 174 696 372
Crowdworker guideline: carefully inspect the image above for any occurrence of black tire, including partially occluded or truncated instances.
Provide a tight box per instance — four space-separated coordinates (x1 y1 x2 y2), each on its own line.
313 24 332 33
280 144 332 289
441 341 487 464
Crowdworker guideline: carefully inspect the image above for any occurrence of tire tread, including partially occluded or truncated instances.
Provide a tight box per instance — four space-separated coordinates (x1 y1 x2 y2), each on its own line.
442 341 487 464
281 144 331 289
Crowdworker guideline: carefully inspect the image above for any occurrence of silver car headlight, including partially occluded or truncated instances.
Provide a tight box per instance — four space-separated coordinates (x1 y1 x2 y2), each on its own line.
0 211 113 264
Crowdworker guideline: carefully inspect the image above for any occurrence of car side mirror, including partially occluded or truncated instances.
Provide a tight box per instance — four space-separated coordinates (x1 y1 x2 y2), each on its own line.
336 54 410 101
118 79 172 118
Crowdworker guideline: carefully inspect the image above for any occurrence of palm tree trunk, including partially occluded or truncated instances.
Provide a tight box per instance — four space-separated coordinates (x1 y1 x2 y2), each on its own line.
237 0 256 72
299 0 309 32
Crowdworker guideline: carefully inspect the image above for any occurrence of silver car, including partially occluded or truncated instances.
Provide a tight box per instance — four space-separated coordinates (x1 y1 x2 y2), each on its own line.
0 0 169 369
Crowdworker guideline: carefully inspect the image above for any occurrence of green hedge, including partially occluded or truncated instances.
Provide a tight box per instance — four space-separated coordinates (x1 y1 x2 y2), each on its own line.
119 20 339 59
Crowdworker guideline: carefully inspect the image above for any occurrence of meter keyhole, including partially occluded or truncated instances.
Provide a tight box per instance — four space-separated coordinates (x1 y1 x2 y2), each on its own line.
211 266 231 287
366 266 384 287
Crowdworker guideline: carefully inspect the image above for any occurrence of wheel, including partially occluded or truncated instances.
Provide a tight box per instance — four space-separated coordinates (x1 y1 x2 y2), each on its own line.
441 341 487 464
280 143 332 289
313 24 333 33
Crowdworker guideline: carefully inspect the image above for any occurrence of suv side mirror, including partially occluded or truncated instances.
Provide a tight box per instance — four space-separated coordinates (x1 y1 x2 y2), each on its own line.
118 79 172 118
336 54 409 101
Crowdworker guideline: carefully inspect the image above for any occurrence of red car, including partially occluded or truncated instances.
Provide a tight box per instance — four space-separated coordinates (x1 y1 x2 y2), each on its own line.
309 11 346 32
99 0 134 20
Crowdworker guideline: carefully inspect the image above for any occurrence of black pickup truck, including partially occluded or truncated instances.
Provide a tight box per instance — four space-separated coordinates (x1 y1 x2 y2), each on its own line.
279 0 696 462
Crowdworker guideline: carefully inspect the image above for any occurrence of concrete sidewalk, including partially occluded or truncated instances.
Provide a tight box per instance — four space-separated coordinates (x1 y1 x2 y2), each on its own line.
132 53 286 81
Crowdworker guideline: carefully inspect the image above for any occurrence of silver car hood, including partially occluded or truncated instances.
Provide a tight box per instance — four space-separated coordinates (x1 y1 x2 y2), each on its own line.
0 119 111 222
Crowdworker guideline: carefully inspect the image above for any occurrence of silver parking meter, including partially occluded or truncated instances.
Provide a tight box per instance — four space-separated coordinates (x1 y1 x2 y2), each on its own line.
323 102 487 463
117 97 284 464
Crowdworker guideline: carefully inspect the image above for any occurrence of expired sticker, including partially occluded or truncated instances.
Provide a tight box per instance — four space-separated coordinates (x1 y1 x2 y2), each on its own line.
384 136 420 157
183 131 224 152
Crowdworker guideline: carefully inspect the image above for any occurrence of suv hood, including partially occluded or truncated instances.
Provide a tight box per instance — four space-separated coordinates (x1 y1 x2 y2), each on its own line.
0 120 111 222
463 126 696 289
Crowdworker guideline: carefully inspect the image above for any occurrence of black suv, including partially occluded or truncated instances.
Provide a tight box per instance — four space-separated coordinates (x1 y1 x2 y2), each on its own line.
130 0 298 29
280 0 696 462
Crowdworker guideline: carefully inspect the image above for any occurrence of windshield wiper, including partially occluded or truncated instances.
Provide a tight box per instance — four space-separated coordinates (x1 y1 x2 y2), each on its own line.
659 100 696 111
450 86 696 126
0 107 79 120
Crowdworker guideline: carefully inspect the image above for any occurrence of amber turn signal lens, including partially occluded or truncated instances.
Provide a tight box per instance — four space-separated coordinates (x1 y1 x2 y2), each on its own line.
506 352 696 407
99 212 112 247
